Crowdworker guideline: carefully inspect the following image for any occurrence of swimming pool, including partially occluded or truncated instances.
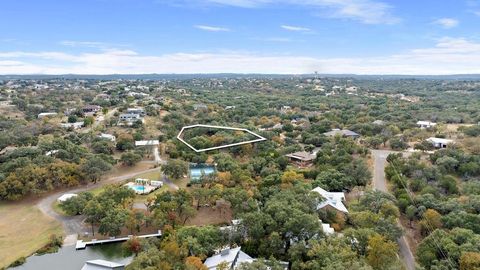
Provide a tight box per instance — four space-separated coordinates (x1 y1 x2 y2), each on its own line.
190 165 215 181
130 185 146 192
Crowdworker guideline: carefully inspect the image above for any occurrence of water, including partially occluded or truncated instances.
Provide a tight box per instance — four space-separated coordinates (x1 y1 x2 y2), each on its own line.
11 243 132 270
190 165 215 181
131 185 145 192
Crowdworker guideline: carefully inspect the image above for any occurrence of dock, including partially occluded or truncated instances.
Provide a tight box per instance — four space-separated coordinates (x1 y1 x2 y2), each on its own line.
75 230 162 250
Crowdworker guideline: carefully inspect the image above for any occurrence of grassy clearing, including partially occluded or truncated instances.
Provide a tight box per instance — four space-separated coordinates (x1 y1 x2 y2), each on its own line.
0 202 63 269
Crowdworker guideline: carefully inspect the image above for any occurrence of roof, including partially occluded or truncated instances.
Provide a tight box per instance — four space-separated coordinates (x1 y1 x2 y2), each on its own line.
81 260 125 270
204 247 253 270
135 140 160 146
312 187 348 213
323 129 359 137
427 137 454 144
58 193 78 202
285 151 315 162
417 121 436 126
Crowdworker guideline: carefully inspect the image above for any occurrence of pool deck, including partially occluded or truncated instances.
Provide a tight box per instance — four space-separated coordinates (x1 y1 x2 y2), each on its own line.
75 230 162 250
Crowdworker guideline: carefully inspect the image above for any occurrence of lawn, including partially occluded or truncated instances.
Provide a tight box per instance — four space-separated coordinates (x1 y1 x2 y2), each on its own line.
0 202 63 269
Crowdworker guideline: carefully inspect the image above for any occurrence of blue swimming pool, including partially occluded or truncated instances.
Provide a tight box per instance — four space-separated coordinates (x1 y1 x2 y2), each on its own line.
130 185 146 192
190 165 215 182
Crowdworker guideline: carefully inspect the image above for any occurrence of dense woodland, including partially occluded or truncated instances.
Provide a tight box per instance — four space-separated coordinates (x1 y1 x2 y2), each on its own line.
2 77 480 269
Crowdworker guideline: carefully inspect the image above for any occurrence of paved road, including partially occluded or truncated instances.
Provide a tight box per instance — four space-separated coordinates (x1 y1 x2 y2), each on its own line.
36 167 160 246
371 150 416 270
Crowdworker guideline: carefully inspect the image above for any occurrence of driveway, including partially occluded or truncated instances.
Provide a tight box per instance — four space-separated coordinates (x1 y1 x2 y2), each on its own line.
371 150 416 270
36 167 160 246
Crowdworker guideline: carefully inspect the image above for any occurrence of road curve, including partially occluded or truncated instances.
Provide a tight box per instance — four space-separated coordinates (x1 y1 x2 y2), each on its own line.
371 150 416 270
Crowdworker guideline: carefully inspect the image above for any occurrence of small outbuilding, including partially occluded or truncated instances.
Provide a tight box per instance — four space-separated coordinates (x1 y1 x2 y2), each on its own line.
427 137 454 148
57 193 78 203
81 259 125 270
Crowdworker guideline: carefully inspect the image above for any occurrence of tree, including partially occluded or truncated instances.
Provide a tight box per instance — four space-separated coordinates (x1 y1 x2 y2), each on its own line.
460 252 480 270
80 155 112 183
185 256 207 270
120 152 142 166
98 207 129 236
162 159 188 180
405 205 417 227
420 209 442 236
92 140 115 155
366 235 398 270
59 192 93 215
84 116 94 126
67 115 78 123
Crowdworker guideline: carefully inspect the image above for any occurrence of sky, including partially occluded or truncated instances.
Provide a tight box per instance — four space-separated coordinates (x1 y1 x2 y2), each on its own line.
1 0 480 75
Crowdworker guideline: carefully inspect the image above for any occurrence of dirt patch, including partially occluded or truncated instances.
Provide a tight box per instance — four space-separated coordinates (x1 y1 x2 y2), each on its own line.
185 206 232 226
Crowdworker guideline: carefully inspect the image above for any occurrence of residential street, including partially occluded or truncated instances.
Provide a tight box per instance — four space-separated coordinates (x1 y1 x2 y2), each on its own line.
371 150 416 270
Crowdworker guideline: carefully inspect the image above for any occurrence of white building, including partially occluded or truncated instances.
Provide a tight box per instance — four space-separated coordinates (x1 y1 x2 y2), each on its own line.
81 260 125 270
417 121 437 129
427 137 454 149
99 133 116 142
38 112 57 119
127 107 145 116
57 193 78 203
312 187 348 213
135 140 160 146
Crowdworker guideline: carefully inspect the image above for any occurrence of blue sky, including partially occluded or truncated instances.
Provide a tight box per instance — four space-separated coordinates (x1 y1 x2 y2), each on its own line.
1 0 480 74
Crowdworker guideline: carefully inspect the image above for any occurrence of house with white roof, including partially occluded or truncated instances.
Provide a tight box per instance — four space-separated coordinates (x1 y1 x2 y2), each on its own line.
204 247 288 270
427 137 454 149
57 193 78 203
99 133 116 142
81 259 125 270
38 112 58 119
417 121 437 129
135 140 160 147
312 187 348 214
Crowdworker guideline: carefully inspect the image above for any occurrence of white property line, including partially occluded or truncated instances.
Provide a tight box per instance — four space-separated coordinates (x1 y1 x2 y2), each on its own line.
177 124 267 153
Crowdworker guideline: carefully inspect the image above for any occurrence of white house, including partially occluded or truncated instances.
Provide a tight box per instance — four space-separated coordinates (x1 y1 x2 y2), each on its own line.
99 133 116 142
127 107 145 116
118 113 143 125
427 137 454 149
38 112 57 119
135 140 160 147
204 247 254 270
417 121 437 129
81 260 125 270
312 187 348 213
57 193 78 203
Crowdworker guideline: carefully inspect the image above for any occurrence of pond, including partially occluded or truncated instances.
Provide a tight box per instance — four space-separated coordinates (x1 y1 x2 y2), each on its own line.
11 243 132 270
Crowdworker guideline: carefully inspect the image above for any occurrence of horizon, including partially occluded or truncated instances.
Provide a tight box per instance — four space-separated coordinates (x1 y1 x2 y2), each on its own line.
1 0 480 75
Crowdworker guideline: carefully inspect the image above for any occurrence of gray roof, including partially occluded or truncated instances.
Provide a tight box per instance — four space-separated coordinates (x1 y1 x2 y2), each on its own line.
285 151 315 161
323 129 360 137
204 247 253 270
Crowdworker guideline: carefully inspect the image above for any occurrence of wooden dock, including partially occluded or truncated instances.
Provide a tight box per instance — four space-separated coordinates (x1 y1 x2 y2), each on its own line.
75 230 162 250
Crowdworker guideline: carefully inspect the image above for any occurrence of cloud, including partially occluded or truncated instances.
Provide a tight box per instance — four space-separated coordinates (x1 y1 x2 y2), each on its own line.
1 37 480 75
194 24 231 32
433 18 459 29
281 25 311 32
188 0 400 24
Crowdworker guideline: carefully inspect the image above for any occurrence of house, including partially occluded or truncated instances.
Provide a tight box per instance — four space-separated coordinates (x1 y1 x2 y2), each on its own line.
38 112 57 119
60 122 84 129
312 187 348 214
127 107 145 116
82 105 101 114
417 121 437 129
193 104 208 111
285 151 315 167
118 113 143 125
427 137 454 148
321 221 335 235
99 133 116 142
135 140 160 147
225 106 236 110
81 259 125 270
57 193 78 203
280 105 292 113
204 247 287 270
323 129 360 139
